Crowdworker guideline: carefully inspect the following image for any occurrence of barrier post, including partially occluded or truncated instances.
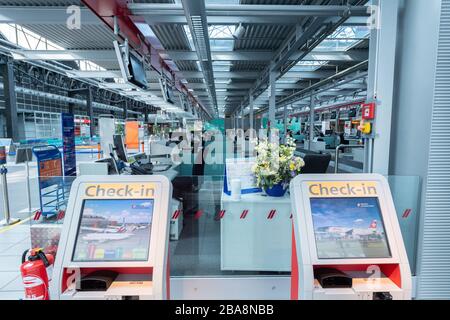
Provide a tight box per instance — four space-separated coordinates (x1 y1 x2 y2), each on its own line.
0 146 20 226
97 143 101 160
25 160 31 213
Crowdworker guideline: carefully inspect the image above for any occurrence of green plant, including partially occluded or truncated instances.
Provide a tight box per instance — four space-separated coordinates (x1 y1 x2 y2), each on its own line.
252 137 304 190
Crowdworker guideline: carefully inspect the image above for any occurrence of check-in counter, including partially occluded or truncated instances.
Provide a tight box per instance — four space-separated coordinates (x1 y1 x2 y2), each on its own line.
352 147 365 163
220 192 291 272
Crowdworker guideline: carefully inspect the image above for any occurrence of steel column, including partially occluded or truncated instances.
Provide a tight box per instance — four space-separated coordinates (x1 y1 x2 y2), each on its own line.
367 0 400 175
0 61 19 141
124 100 128 120
144 107 149 123
268 70 276 126
308 95 315 151
86 87 94 137
283 104 288 143
249 94 254 130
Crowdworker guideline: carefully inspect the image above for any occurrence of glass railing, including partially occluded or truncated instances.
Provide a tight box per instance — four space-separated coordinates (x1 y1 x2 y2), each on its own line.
169 174 292 277
1 154 422 279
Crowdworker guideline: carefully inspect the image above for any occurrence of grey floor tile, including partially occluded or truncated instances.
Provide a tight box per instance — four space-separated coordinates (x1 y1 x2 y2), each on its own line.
0 291 24 300
0 272 19 289
0 234 28 242
0 256 22 272
0 242 19 253
1 275 23 292
2 241 31 256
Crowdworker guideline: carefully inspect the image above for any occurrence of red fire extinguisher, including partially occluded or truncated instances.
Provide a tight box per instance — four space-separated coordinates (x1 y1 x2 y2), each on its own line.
20 248 54 300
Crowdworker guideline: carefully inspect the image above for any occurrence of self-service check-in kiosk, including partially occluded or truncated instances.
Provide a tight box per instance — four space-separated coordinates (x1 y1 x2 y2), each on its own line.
50 176 172 300
290 174 411 300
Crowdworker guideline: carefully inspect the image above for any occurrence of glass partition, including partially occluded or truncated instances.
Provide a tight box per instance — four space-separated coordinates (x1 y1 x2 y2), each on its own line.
1 138 422 280
387 175 422 275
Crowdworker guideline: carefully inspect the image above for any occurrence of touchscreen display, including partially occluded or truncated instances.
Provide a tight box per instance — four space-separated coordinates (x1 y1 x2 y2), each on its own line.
310 197 391 259
72 199 154 262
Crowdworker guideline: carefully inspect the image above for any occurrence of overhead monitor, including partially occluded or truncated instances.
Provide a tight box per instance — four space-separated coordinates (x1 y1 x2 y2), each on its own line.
348 108 357 118
113 134 128 163
159 78 175 104
72 199 154 262
310 197 391 259
114 40 148 90
330 111 337 120
128 52 148 90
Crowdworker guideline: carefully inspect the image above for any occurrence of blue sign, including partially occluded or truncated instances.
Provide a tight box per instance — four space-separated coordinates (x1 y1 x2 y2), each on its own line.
33 145 65 217
0 146 6 165
62 113 77 177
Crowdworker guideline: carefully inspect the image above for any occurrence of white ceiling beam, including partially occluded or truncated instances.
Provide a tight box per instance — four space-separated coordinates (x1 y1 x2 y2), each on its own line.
179 70 335 79
65 70 121 78
11 49 116 61
129 4 369 25
164 50 368 62
14 49 367 64
0 6 100 25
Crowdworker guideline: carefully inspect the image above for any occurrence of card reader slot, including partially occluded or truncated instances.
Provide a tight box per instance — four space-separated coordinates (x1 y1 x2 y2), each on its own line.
314 268 353 289
77 270 118 292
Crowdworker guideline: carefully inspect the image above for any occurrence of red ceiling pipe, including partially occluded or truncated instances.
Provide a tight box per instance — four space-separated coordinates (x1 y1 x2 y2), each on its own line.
81 0 207 116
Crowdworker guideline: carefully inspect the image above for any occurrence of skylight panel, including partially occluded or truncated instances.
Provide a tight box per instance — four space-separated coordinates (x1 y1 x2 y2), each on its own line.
213 61 231 72
315 26 370 52
209 25 236 39
205 0 240 4
0 23 105 73
290 61 328 72
183 25 195 50
210 39 234 51
0 23 63 50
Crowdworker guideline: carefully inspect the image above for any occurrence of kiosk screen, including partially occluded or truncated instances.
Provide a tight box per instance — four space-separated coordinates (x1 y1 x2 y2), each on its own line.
73 199 154 262
310 197 391 259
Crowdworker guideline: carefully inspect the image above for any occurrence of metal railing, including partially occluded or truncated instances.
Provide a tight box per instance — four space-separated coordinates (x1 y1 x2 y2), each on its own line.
334 144 365 174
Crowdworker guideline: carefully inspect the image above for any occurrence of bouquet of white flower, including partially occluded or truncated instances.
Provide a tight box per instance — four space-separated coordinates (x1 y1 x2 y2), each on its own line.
252 137 305 194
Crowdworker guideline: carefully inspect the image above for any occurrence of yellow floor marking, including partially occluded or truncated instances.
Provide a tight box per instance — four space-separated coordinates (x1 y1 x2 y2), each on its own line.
0 216 32 234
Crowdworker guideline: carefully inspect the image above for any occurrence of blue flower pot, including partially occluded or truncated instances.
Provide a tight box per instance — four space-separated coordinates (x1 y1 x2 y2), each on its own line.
265 183 286 197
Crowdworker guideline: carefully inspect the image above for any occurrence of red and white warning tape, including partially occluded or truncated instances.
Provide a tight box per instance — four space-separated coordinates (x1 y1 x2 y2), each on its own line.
172 210 182 220
402 209 412 218
215 210 226 220
267 209 276 220
240 209 249 219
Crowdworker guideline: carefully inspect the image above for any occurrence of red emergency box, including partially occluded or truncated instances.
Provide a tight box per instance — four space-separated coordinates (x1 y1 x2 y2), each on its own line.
362 102 376 120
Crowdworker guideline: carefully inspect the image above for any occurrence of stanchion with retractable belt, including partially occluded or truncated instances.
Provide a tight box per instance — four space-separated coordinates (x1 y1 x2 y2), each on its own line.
0 146 20 226
15 147 34 214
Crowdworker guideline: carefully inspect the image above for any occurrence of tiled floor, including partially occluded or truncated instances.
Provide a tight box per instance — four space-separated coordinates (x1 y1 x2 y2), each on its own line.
0 152 301 300
0 224 31 300
0 154 97 300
